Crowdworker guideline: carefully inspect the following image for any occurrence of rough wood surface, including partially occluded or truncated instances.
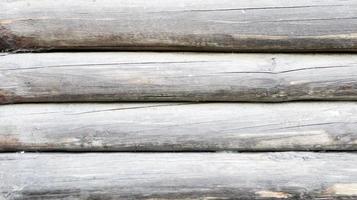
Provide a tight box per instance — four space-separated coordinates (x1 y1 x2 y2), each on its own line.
1 102 357 151
1 152 357 199
1 0 357 52
2 53 357 103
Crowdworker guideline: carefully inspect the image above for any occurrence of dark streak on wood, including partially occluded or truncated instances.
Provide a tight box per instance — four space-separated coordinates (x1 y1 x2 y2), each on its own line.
0 26 14 51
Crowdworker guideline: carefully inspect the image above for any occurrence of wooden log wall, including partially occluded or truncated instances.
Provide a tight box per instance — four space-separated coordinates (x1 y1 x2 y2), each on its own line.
1 102 357 152
1 0 357 52
1 1 357 199
1 152 357 199
2 53 357 103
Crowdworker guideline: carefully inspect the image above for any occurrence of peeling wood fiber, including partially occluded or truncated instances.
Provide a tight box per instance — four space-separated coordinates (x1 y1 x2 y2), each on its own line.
0 152 357 199
1 0 357 52
2 53 357 103
1 102 357 151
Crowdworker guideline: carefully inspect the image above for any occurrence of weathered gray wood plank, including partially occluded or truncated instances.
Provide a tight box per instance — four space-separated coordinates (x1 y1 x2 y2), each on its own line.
1 102 357 151
1 0 357 52
1 152 357 199
2 53 357 103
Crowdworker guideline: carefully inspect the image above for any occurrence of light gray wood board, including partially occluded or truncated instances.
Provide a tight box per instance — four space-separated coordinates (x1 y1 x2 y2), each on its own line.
2 53 357 103
1 152 357 199
1 102 357 151
1 0 357 52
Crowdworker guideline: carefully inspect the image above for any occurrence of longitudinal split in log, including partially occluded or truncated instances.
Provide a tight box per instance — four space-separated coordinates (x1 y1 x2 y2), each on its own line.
1 0 357 52
0 152 356 199
1 102 357 152
1 53 357 103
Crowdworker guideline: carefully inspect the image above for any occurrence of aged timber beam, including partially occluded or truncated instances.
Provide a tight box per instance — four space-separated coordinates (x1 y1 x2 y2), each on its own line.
1 0 357 52
1 53 357 103
1 152 357 199
0 102 357 151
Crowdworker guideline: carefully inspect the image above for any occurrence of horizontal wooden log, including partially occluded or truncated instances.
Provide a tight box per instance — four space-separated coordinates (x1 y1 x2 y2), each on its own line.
1 0 357 52
1 152 357 199
2 53 357 103
1 102 357 151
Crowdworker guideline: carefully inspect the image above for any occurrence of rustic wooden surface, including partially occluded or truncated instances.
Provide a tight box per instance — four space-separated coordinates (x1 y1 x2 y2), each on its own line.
2 52 357 103
1 0 357 52
1 102 357 151
1 152 357 199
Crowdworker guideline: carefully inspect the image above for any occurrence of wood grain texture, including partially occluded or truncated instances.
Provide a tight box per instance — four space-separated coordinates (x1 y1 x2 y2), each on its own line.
1 152 357 199
1 102 357 151
1 0 357 52
2 53 357 103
